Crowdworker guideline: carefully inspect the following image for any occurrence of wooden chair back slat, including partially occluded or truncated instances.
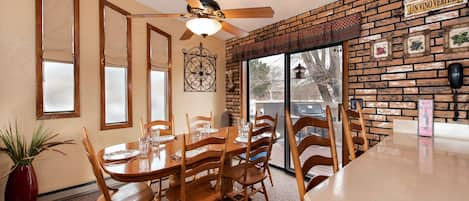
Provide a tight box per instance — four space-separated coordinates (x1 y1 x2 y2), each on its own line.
251 126 272 138
301 155 334 178
346 110 360 118
82 128 112 201
254 112 278 139
180 131 227 201
185 161 221 178
349 123 363 131
141 115 175 137
186 137 225 151
255 122 271 128
341 102 369 162
297 135 331 155
187 174 219 187
286 106 338 201
292 116 330 133
185 150 224 168
186 112 214 134
254 113 276 124
190 116 212 122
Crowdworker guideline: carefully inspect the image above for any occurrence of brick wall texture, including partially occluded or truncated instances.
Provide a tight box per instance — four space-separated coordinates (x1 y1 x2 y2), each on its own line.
225 0 469 138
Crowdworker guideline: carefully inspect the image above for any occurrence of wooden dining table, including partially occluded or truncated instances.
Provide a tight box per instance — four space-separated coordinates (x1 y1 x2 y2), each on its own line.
98 126 246 193
304 132 469 201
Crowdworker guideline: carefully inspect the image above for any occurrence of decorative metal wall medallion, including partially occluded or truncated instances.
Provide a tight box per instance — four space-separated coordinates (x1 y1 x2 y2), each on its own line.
183 43 217 92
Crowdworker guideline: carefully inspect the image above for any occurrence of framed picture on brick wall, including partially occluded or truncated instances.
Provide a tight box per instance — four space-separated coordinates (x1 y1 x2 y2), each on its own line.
371 38 392 61
444 23 469 53
404 31 430 57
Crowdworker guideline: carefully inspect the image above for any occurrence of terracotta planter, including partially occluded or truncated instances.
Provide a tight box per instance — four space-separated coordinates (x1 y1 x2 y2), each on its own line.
5 165 38 201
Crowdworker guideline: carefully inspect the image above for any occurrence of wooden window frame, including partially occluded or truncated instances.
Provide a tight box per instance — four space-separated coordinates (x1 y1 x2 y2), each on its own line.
99 0 133 130
35 0 80 120
146 23 172 122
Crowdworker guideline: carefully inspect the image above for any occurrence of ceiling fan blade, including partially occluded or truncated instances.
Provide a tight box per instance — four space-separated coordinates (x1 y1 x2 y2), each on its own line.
186 0 203 8
221 21 248 37
180 29 194 40
130 13 185 18
222 7 274 18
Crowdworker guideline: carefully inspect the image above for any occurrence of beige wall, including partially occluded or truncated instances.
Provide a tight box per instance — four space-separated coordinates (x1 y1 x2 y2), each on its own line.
0 0 226 198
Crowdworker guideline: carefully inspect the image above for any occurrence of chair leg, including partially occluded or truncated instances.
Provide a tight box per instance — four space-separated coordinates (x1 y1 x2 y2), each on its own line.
261 180 269 201
266 166 274 186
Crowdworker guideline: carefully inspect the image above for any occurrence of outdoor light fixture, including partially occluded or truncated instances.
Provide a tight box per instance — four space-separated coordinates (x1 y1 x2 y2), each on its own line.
293 63 306 79
186 18 222 37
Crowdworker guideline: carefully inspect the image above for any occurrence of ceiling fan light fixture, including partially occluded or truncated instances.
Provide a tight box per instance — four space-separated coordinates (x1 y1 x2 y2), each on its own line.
186 18 222 37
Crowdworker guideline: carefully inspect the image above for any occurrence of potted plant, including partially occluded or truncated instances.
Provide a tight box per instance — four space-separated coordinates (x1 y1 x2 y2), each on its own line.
0 121 74 201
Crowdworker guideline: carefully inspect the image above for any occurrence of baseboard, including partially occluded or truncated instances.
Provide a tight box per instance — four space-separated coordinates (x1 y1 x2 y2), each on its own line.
38 178 122 201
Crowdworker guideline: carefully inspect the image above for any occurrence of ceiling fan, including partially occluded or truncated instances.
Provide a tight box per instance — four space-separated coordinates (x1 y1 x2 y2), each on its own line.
131 0 275 40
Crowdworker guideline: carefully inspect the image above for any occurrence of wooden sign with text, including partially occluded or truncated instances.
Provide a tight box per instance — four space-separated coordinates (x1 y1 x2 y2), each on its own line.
405 0 467 17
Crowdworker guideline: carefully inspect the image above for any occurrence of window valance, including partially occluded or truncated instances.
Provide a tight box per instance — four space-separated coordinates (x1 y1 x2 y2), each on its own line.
232 13 361 62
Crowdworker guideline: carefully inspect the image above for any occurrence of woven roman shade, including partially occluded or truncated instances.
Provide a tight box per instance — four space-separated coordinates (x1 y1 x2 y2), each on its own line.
232 13 361 62
42 0 74 63
104 6 128 67
150 31 170 68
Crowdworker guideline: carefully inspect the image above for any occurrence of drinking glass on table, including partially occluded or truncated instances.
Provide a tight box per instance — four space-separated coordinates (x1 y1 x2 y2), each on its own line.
243 122 250 137
203 123 210 135
237 120 244 137
138 136 150 157
151 129 161 146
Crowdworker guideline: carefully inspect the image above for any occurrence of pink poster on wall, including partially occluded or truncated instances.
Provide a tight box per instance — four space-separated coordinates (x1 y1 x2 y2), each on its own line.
418 99 434 137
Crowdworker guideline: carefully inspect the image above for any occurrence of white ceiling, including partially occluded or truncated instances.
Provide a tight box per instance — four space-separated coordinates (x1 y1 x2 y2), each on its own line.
136 0 337 40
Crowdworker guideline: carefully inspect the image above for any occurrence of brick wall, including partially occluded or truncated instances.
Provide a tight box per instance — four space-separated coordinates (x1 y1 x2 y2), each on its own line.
225 0 469 138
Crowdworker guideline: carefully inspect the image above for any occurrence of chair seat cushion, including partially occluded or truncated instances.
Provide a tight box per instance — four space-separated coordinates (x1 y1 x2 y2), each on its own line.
238 152 267 161
98 182 154 201
223 164 267 186
166 182 221 201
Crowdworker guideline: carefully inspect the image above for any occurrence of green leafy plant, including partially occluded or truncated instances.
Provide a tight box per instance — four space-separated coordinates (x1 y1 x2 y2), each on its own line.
451 32 469 46
0 121 74 167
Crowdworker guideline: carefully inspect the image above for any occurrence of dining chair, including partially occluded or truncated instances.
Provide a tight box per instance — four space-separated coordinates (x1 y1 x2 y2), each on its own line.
166 134 227 201
224 125 273 201
186 112 214 134
238 112 278 186
340 102 369 162
285 106 339 201
139 115 175 200
81 128 154 201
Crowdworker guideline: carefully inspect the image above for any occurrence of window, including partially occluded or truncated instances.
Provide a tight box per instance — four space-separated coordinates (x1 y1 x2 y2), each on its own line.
36 0 79 119
150 70 169 121
43 61 75 112
105 67 128 124
147 24 172 122
100 1 132 130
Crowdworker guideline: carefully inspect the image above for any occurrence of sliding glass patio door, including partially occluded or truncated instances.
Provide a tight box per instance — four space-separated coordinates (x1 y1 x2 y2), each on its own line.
246 44 344 174
247 54 285 168
289 45 343 175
